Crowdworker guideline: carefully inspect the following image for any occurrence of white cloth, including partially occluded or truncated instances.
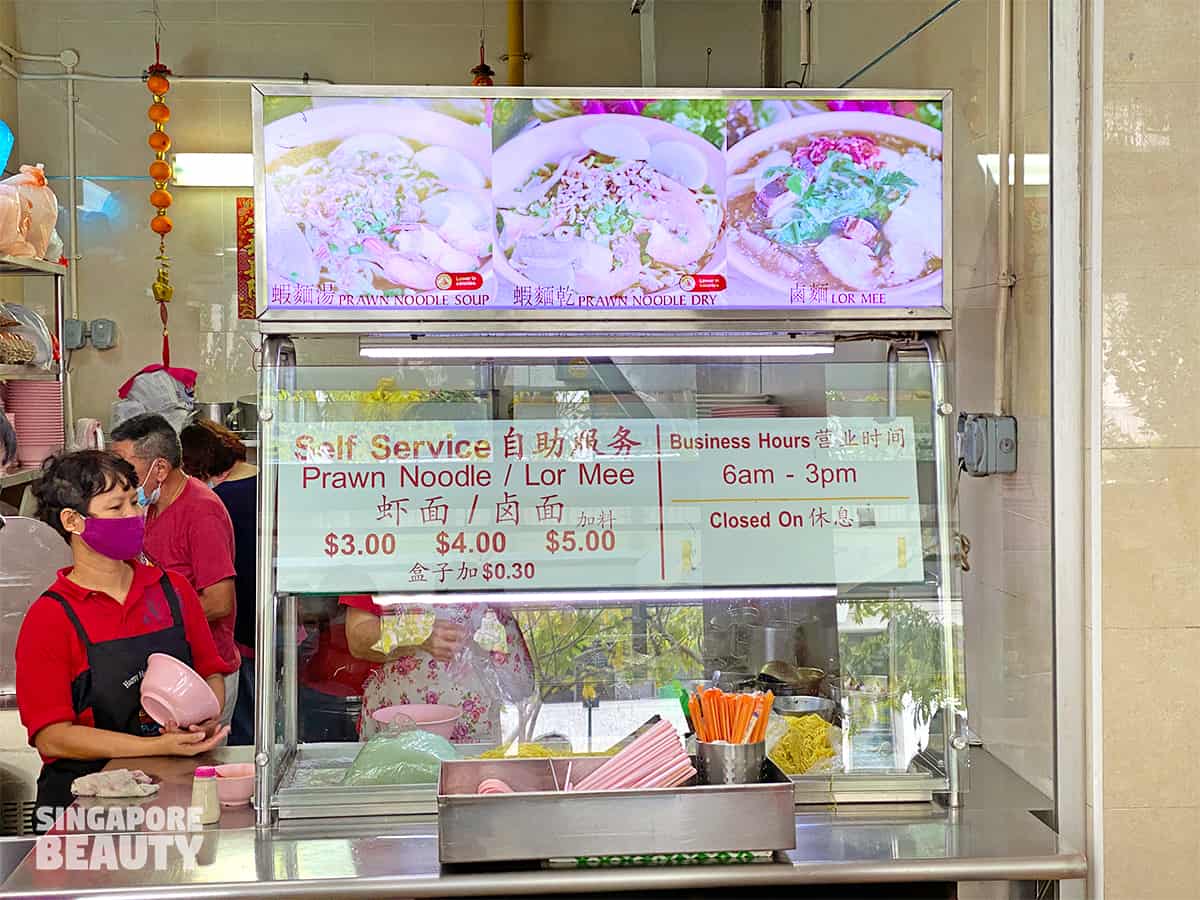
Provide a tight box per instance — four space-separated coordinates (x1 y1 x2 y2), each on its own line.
71 769 159 798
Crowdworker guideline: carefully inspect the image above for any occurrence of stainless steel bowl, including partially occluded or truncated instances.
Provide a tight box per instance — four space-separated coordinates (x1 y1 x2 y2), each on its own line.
772 695 837 722
193 401 235 425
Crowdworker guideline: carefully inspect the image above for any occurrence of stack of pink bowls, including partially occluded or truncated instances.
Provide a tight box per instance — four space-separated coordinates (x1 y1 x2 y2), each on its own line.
3 381 64 467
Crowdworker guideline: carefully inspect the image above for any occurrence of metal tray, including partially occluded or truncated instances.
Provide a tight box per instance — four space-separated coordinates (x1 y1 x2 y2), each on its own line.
436 756 796 864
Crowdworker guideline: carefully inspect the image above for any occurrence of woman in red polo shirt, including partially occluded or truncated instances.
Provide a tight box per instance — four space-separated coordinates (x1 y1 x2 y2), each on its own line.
15 451 233 825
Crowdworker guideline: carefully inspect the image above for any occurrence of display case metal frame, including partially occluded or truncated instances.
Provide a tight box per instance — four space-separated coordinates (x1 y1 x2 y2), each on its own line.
250 84 953 329
251 329 965 826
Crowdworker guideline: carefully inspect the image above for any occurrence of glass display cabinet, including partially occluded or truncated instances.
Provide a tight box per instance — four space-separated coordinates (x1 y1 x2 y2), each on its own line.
248 84 963 826
251 334 966 823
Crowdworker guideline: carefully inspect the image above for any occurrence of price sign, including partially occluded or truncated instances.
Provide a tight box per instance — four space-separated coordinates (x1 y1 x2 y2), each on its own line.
273 417 924 593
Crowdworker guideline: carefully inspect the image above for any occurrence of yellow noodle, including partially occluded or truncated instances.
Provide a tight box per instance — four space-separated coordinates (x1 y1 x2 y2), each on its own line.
768 714 836 775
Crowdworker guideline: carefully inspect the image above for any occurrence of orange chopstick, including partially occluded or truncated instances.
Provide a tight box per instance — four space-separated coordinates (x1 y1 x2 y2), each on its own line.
752 691 773 742
693 687 777 743
736 695 752 742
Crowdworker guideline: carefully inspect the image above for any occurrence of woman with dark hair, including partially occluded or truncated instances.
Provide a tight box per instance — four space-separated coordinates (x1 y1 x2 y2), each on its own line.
15 450 233 829
180 418 259 745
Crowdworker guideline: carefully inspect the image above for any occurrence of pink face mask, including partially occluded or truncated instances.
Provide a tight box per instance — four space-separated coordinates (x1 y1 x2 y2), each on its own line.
79 513 146 560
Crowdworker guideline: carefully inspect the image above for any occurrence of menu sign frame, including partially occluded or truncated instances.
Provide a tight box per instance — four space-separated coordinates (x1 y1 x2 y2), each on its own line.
272 416 925 596
252 85 953 327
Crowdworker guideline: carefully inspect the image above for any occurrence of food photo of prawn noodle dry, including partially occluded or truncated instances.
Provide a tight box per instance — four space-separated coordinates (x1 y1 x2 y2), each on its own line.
725 100 944 308
262 97 493 306
491 98 726 305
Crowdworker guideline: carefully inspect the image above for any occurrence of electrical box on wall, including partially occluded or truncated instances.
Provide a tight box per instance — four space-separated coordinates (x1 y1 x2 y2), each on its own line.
63 319 86 350
957 413 1018 476
63 318 118 351
91 319 117 350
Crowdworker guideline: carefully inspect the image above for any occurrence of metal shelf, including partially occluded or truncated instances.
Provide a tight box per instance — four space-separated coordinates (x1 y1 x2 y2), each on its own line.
0 467 39 488
0 364 57 381
0 255 66 277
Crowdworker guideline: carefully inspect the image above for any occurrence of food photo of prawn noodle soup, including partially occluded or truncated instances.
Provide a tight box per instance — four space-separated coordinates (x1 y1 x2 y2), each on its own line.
262 98 493 307
726 101 944 307
491 99 725 305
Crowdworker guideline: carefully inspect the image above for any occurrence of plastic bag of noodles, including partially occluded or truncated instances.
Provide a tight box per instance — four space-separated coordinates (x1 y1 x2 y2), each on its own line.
341 717 460 786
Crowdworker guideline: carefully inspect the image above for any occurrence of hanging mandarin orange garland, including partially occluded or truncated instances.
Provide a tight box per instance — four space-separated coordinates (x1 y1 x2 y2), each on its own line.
147 63 174 366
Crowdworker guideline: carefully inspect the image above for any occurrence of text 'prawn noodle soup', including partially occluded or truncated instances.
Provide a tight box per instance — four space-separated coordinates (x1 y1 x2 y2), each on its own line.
726 111 943 300
492 114 726 298
263 102 492 295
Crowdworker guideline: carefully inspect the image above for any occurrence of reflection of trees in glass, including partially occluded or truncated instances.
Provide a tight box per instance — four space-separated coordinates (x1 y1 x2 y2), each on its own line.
513 605 703 741
1103 295 1162 445
838 601 959 731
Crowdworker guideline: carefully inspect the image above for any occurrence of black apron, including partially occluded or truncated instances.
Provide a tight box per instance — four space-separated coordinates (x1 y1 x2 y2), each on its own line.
33 573 193 829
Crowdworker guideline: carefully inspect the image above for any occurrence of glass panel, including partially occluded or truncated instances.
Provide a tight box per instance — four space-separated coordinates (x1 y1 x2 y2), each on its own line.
262 340 962 793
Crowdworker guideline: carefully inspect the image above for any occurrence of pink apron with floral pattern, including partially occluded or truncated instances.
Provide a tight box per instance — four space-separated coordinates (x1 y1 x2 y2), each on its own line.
357 604 534 743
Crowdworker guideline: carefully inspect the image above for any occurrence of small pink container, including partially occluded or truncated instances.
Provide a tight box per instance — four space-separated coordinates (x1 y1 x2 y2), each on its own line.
214 763 255 807
371 703 461 739
140 653 220 727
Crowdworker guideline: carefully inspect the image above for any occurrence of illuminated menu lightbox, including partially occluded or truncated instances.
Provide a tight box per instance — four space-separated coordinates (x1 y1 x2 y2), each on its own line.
256 92 948 314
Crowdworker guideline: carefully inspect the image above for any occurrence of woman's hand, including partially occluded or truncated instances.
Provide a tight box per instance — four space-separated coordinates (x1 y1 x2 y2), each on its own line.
421 620 466 662
154 725 230 757
164 717 223 740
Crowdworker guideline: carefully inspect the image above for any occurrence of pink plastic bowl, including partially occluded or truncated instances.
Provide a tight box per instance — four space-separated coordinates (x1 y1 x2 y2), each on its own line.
371 703 461 739
214 764 255 807
140 653 220 727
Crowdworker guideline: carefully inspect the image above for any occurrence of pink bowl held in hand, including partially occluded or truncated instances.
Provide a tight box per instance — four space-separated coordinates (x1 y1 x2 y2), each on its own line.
214 764 255 807
140 653 220 727
371 703 461 739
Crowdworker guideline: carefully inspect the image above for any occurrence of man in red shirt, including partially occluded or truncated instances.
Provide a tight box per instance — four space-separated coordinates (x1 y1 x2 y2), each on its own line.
16 450 231 827
111 414 240 733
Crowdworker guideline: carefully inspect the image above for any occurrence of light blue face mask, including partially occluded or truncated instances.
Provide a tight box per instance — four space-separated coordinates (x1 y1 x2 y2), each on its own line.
137 459 164 507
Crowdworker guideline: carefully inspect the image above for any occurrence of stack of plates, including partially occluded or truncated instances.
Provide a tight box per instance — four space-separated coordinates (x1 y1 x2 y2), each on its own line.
4 381 64 466
696 393 783 418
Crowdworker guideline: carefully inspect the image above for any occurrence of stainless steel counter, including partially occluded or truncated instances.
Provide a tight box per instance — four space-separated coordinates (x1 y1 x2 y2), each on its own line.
2 749 1085 898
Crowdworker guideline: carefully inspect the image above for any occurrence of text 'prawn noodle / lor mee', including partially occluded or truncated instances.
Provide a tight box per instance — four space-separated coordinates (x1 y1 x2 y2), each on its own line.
729 130 942 293
268 131 492 294
496 120 725 298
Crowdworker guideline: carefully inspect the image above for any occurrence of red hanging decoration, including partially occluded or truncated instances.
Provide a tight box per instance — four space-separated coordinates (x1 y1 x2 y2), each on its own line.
147 58 174 366
470 34 494 86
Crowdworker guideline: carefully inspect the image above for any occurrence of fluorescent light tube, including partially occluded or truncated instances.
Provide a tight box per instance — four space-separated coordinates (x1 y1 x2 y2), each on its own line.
359 343 835 360
171 153 253 187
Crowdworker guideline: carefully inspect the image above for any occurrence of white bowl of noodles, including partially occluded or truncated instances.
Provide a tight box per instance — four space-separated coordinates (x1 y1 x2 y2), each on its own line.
726 111 943 303
492 114 725 298
263 102 492 295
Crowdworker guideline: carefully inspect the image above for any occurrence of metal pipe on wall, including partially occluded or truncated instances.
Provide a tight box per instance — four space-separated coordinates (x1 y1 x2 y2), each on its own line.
994 0 1015 415
507 0 526 86
632 0 657 88
761 0 783 87
0 70 327 83
63 59 78 432
0 40 63 64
